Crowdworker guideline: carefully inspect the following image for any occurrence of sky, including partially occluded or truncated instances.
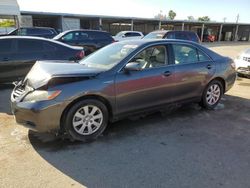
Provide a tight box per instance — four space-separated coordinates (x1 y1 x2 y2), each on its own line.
17 0 250 23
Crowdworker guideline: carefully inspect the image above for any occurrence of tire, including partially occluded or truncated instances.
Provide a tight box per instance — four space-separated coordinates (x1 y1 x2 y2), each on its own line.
63 99 108 142
200 80 223 110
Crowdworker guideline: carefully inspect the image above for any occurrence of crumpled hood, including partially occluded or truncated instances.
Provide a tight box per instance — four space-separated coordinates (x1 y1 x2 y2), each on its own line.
24 61 105 89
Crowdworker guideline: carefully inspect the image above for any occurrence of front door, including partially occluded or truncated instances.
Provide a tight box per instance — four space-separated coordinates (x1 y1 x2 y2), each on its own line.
115 45 175 115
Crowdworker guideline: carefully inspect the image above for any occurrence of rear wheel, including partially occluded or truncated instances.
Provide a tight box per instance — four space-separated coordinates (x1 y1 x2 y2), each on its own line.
200 80 223 109
63 99 108 142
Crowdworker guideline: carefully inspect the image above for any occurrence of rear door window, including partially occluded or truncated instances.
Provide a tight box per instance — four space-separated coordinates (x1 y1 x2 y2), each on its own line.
172 44 210 64
172 44 198 64
76 32 89 40
27 28 52 35
175 32 189 40
165 32 175 39
17 39 44 52
63 32 89 41
18 28 27 35
89 32 110 40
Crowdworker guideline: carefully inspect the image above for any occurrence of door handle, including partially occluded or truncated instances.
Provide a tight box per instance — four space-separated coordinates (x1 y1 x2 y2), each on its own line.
206 64 212 69
163 71 172 77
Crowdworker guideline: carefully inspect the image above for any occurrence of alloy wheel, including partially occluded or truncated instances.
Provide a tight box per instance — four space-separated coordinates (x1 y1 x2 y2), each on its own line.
206 84 221 105
72 105 103 135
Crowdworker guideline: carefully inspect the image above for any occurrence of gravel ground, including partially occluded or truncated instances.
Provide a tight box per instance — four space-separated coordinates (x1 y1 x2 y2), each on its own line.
0 42 250 188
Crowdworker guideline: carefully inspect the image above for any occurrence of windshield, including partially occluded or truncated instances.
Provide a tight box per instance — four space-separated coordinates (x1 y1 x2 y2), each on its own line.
79 42 139 70
143 32 165 39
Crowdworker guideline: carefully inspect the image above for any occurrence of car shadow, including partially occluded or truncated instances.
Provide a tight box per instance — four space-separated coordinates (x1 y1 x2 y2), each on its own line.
0 84 14 115
28 94 250 187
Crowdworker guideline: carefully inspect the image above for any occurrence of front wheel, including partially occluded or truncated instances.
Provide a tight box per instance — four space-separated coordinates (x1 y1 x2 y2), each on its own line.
200 80 223 110
63 99 108 142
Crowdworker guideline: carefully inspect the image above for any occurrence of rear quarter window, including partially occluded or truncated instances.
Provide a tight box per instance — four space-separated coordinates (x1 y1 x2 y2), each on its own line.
43 41 58 51
175 32 189 40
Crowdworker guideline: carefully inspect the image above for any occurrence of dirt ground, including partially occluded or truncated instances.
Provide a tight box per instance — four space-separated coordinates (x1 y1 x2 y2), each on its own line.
1 42 250 188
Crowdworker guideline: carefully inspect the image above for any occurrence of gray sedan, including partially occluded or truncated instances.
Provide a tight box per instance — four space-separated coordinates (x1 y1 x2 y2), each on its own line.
11 39 236 142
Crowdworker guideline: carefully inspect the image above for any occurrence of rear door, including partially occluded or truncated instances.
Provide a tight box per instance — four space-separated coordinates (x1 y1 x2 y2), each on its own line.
115 44 175 115
14 39 44 79
170 43 215 102
0 39 16 82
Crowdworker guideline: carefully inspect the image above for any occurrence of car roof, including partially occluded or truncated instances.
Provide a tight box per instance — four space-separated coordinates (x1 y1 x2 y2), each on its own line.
20 27 56 30
0 36 82 49
60 29 110 34
149 30 196 34
119 38 197 45
119 31 142 33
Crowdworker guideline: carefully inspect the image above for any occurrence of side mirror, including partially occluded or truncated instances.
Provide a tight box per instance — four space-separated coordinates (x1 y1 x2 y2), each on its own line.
122 35 126 38
60 37 66 42
124 62 142 72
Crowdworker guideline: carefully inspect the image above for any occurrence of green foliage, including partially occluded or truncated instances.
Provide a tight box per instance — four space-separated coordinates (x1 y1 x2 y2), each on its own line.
168 10 176 20
198 16 210 22
0 19 15 27
187 16 195 21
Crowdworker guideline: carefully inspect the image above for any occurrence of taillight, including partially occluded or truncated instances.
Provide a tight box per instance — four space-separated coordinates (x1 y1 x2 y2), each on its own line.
76 51 85 60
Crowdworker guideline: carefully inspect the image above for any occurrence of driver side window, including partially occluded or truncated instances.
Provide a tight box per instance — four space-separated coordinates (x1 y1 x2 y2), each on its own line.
130 45 167 70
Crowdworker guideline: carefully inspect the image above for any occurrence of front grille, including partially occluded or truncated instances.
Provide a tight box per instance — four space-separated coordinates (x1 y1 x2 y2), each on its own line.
12 86 26 99
243 57 250 62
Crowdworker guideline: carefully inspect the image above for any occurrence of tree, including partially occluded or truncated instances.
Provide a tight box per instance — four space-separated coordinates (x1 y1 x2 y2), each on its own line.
168 10 176 20
154 10 166 20
0 19 15 27
187 16 195 21
198 16 210 22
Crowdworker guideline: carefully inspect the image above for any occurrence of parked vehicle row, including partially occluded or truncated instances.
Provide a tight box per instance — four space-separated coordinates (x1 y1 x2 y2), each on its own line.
0 36 84 83
53 30 115 55
113 31 144 41
0 27 58 39
144 30 200 43
11 39 236 142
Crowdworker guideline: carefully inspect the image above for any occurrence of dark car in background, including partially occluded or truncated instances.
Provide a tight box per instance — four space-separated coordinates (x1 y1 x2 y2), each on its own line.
53 29 114 55
0 27 58 38
11 39 236 142
144 30 200 43
0 36 84 83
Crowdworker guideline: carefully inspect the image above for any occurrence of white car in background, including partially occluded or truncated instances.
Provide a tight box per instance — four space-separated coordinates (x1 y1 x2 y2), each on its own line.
113 31 144 41
235 48 250 77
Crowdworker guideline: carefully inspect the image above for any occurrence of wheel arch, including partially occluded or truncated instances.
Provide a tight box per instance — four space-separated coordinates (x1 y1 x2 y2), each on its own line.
210 77 226 93
60 94 113 131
